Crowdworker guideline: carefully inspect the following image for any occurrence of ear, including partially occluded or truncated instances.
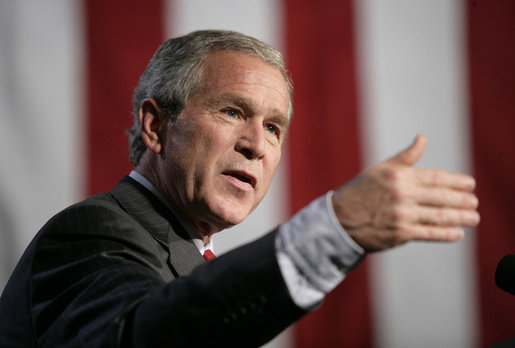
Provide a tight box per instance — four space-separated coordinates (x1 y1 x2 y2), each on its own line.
139 98 166 154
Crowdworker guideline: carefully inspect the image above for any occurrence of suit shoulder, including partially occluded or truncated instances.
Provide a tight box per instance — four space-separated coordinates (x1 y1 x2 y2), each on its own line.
33 191 169 273
41 192 138 237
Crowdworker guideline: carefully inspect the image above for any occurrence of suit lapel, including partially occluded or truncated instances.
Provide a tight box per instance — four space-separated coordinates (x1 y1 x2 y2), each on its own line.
110 176 205 277
166 225 206 276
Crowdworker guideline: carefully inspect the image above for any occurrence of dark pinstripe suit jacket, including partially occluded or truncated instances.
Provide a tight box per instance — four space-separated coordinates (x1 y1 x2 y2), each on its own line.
0 176 305 347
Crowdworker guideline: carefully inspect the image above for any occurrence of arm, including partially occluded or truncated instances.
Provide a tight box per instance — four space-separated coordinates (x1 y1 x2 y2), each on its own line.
275 135 479 310
130 231 305 348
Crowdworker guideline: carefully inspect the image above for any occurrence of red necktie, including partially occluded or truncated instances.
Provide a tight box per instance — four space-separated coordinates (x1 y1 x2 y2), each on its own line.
203 249 216 261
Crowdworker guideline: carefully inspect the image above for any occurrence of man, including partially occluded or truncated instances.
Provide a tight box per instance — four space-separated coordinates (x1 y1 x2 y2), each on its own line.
0 30 479 347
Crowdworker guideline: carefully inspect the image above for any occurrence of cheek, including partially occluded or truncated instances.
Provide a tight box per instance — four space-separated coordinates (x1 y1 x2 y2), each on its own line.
171 125 216 162
193 134 233 184
262 152 281 186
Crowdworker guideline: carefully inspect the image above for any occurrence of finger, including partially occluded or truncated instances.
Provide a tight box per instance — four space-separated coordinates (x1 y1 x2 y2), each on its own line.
414 168 476 191
415 187 479 209
387 134 427 166
379 224 465 245
415 206 480 227
408 225 465 242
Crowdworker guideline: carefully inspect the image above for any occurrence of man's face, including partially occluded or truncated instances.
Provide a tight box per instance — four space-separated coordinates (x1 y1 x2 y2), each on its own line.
158 51 290 234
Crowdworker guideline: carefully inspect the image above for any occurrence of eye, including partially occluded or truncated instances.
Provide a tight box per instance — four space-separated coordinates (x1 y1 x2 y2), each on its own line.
265 123 280 136
223 108 240 118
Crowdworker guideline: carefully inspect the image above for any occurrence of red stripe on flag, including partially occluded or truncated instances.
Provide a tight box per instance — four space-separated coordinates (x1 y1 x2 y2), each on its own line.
467 0 515 346
85 0 164 195
285 0 373 346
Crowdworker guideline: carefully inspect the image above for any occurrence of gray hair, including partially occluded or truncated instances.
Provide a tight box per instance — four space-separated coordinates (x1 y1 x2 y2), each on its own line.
128 30 293 166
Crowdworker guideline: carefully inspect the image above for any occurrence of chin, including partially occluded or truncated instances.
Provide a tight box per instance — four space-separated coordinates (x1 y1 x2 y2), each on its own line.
218 210 249 227
211 200 253 227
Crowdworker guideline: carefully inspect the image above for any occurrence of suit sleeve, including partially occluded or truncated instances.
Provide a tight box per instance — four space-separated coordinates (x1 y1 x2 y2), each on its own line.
129 231 306 348
31 199 305 347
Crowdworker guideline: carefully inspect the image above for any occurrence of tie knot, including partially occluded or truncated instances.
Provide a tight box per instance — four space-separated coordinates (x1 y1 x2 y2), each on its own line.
203 249 216 261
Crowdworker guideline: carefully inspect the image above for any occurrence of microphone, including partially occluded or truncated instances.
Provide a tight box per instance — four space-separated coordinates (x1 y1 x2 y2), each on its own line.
495 254 515 295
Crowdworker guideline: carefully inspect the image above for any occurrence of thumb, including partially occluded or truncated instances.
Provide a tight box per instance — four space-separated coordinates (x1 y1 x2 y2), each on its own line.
388 134 427 166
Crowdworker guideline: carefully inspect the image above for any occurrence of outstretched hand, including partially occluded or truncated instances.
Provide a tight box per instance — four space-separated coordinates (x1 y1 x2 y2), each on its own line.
332 135 480 252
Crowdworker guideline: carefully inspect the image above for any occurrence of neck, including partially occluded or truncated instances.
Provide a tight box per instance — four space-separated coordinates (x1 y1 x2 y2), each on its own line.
134 162 223 245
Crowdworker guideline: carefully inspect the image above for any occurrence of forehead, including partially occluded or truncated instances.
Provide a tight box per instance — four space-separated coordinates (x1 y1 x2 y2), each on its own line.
203 51 287 84
198 51 290 116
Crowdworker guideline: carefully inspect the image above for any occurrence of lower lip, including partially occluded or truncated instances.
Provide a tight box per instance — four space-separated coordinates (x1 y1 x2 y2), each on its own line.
223 174 254 192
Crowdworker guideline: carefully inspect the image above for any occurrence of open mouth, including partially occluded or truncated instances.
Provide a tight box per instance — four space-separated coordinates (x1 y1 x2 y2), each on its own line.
222 170 257 188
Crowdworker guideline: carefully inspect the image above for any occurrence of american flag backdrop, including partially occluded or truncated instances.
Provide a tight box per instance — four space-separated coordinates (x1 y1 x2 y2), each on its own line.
0 1 513 347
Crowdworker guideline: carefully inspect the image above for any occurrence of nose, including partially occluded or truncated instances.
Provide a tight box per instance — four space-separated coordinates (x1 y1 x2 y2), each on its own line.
235 121 266 160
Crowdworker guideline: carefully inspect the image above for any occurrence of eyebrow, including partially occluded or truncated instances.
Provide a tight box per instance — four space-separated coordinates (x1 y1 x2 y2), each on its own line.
205 93 290 129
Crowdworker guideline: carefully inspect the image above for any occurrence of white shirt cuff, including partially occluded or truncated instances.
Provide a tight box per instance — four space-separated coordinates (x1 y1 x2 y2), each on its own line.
276 192 365 309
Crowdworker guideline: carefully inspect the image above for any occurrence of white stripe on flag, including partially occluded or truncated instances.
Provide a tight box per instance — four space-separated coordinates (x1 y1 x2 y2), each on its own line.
165 0 287 267
0 0 84 290
165 1 291 347
355 0 478 347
